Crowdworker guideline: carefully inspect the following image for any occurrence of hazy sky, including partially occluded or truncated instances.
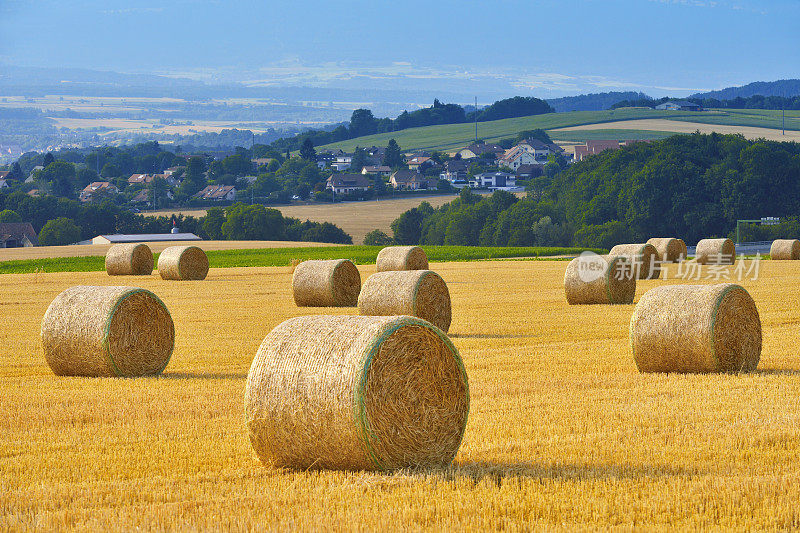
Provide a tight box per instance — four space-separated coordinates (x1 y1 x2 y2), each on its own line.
1 0 798 96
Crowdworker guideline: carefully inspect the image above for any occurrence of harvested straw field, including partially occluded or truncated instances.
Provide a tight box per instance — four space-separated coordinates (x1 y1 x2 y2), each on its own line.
3 258 800 529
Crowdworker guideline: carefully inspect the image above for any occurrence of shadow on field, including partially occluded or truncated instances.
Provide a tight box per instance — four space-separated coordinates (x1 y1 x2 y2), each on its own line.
159 372 248 380
443 461 701 484
449 333 539 339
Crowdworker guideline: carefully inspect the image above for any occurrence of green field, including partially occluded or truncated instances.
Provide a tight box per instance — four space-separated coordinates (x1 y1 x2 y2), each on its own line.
668 109 800 131
315 107 800 154
547 129 679 142
317 109 707 152
0 245 603 274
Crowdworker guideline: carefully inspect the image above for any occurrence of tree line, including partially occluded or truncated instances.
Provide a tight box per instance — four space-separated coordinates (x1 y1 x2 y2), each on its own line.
269 96 555 153
386 133 800 249
611 94 800 111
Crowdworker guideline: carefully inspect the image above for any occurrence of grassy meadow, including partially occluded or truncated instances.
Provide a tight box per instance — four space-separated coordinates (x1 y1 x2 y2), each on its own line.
2 257 800 528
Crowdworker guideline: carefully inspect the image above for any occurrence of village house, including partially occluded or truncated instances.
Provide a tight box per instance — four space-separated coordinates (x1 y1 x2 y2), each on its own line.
26 166 43 183
131 188 175 206
655 101 702 111
330 154 353 172
471 171 516 189
457 142 505 160
194 185 237 202
362 165 392 177
80 181 119 202
498 148 540 170
515 164 544 180
573 140 623 162
406 156 431 171
326 173 371 195
389 170 438 191
0 222 38 248
440 160 468 182
128 173 154 185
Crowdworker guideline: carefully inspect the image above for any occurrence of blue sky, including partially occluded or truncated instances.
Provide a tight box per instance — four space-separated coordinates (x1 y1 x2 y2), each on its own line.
1 0 798 97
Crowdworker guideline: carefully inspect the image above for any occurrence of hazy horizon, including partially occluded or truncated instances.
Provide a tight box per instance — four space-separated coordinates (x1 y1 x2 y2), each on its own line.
2 0 798 99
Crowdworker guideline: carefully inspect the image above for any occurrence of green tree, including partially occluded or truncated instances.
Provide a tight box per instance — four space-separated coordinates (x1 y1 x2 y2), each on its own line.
383 139 404 168
180 157 208 197
42 152 55 167
350 147 367 172
363 229 393 246
222 203 285 240
299 138 317 162
38 217 82 246
202 207 226 239
40 161 77 198
8 162 23 181
0 209 22 222
391 207 424 244
349 109 378 137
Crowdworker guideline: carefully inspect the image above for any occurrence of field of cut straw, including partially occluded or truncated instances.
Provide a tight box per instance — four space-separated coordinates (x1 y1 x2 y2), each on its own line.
3 259 800 529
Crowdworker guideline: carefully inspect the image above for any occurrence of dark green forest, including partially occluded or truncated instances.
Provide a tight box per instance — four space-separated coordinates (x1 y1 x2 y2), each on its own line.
388 133 800 249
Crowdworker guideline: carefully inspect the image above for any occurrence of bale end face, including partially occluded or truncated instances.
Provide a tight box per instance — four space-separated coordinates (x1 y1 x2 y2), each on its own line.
376 246 429 272
292 259 361 307
770 239 800 260
608 243 660 279
105 243 154 276
41 286 175 377
358 270 452 332
564 254 636 305
630 283 761 373
245 315 469 471
695 238 736 265
646 238 687 263
158 246 209 280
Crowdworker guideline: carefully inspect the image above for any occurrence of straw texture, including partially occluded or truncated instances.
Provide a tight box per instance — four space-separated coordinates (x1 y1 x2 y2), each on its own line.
608 243 661 279
245 315 469 471
376 246 429 272
630 283 761 373
105 243 154 275
292 259 361 307
157 245 209 280
564 255 636 305
695 238 736 265
646 238 687 263
41 286 175 377
770 239 800 260
358 270 451 332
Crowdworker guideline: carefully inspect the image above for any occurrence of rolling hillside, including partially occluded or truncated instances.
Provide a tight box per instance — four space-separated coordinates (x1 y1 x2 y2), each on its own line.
317 108 800 153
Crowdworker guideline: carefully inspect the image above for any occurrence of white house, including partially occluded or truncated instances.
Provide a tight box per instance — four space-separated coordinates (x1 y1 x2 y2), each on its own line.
498 149 540 170
194 185 237 201
471 172 516 189
331 155 352 171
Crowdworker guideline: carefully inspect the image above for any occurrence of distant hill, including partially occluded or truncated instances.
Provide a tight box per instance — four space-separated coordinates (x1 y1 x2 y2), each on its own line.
693 79 800 100
546 91 649 112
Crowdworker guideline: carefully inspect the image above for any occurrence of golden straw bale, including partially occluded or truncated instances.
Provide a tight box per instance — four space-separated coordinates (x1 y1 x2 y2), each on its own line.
376 246 429 271
608 243 661 279
105 243 154 276
245 315 469 471
41 286 174 377
630 283 761 373
358 270 451 332
770 239 800 260
564 254 636 305
695 238 736 265
157 245 209 280
292 259 361 307
646 238 687 263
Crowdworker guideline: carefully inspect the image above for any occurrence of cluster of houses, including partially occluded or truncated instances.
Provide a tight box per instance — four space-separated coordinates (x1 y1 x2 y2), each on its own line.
317 137 569 195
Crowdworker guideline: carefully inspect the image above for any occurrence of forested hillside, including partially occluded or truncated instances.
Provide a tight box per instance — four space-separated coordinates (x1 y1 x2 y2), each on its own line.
388 133 800 249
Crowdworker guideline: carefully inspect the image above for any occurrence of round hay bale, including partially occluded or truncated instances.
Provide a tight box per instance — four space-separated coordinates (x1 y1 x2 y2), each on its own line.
630 283 761 373
245 315 469 471
608 243 661 279
105 243 154 276
292 259 361 307
770 239 800 260
157 245 209 280
646 238 687 263
358 270 451 332
41 286 174 377
695 238 735 265
564 254 636 305
376 246 428 271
